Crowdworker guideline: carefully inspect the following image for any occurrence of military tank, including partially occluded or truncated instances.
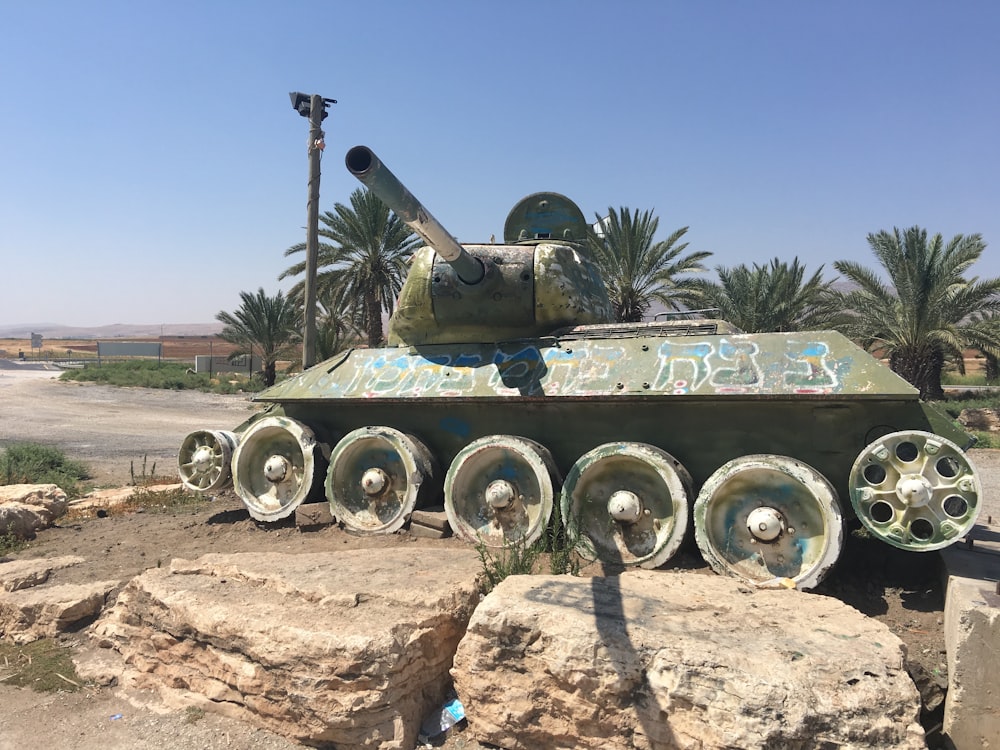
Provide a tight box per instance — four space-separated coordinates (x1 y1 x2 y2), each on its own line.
178 145 982 590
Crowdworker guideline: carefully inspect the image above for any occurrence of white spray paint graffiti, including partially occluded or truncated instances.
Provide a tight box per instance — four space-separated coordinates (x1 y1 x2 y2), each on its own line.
323 336 844 398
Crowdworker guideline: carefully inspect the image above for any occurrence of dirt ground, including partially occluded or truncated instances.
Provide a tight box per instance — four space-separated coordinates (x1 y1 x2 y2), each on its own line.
1 365 991 749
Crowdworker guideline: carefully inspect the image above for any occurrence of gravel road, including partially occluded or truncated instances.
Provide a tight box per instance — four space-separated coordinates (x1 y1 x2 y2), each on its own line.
0 363 259 486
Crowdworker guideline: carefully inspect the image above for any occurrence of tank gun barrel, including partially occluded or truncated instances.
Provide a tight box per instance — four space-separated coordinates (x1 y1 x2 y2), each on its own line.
345 146 484 284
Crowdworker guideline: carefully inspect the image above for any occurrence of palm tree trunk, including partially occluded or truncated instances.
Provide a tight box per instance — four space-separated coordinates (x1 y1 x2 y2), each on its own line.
986 352 999 383
365 292 383 347
890 348 945 400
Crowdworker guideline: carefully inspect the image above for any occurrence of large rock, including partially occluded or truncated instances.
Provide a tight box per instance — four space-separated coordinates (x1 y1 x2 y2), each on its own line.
0 555 85 592
453 571 925 750
91 548 482 749
943 576 1000 749
68 483 184 514
0 483 68 539
957 407 1000 432
0 579 118 643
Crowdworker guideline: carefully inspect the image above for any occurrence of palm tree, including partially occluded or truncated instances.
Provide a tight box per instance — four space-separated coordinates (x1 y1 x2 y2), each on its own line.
315 291 363 361
833 227 1000 400
281 188 420 346
587 207 710 322
691 257 843 333
216 288 302 387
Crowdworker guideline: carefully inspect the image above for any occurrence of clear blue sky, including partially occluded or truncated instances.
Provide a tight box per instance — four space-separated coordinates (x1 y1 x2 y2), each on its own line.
2 1 998 327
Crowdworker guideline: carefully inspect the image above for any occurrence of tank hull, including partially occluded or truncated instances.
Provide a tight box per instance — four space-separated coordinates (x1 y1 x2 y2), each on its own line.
249 326 964 502
182 321 980 589
179 147 981 588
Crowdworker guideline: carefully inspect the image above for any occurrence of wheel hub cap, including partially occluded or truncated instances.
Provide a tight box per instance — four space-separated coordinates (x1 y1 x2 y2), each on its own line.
747 506 785 542
896 475 932 508
264 455 289 483
607 490 642 524
192 446 214 473
485 480 516 509
361 468 389 496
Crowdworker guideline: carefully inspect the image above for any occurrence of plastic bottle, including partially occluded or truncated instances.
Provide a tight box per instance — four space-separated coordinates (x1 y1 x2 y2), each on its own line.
418 696 466 741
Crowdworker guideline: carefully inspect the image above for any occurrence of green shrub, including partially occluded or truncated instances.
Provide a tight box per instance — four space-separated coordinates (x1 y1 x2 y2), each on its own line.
475 507 582 593
58 360 259 393
475 534 540 594
0 443 89 497
968 431 1000 449
0 530 28 556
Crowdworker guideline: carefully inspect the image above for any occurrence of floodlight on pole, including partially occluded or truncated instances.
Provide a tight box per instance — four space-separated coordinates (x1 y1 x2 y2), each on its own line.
290 91 337 369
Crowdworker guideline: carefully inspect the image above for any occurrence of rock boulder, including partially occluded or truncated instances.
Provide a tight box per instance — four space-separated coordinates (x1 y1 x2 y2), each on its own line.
0 578 118 643
452 571 925 750
91 548 482 750
0 555 86 592
0 484 68 539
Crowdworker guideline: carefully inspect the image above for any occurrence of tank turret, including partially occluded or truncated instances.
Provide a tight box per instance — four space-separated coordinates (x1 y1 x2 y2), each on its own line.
345 146 612 346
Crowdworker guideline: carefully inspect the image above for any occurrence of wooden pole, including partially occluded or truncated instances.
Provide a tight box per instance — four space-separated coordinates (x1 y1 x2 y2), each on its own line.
302 94 325 370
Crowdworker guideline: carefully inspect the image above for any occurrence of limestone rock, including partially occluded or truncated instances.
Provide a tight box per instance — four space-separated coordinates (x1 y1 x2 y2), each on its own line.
0 579 118 643
69 483 184 514
0 555 86 592
958 407 1000 432
452 571 925 750
92 548 482 749
943 576 1000 749
0 484 68 539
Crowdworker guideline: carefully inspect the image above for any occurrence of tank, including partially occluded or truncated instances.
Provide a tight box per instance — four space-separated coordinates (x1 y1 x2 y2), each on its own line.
178 146 983 590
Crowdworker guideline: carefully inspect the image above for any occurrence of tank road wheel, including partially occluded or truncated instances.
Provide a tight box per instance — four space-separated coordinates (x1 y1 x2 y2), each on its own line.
849 430 982 551
177 430 237 492
231 416 322 523
326 427 437 534
561 443 691 569
694 455 844 590
445 435 559 548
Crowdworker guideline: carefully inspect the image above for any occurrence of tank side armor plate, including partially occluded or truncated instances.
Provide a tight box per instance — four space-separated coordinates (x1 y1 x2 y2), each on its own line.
258 330 921 402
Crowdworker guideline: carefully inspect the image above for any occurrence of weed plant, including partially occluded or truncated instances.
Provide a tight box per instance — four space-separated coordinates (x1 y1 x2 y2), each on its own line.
475 507 583 593
0 639 86 692
544 500 582 576
64 486 204 522
0 530 28 556
129 455 160 486
475 533 540 594
116 486 204 515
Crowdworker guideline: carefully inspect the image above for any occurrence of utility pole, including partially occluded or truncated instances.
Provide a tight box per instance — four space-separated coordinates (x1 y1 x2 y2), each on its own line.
290 91 336 370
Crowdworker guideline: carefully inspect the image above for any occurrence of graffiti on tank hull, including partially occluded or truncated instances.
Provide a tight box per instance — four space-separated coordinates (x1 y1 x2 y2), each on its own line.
783 341 839 392
712 340 762 391
322 335 846 398
544 344 626 396
652 342 715 393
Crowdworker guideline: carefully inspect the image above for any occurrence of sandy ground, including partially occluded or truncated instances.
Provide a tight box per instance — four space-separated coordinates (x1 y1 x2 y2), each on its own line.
1 361 997 749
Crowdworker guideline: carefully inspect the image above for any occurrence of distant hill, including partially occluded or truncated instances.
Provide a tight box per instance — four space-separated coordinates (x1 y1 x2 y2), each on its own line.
0 323 223 339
